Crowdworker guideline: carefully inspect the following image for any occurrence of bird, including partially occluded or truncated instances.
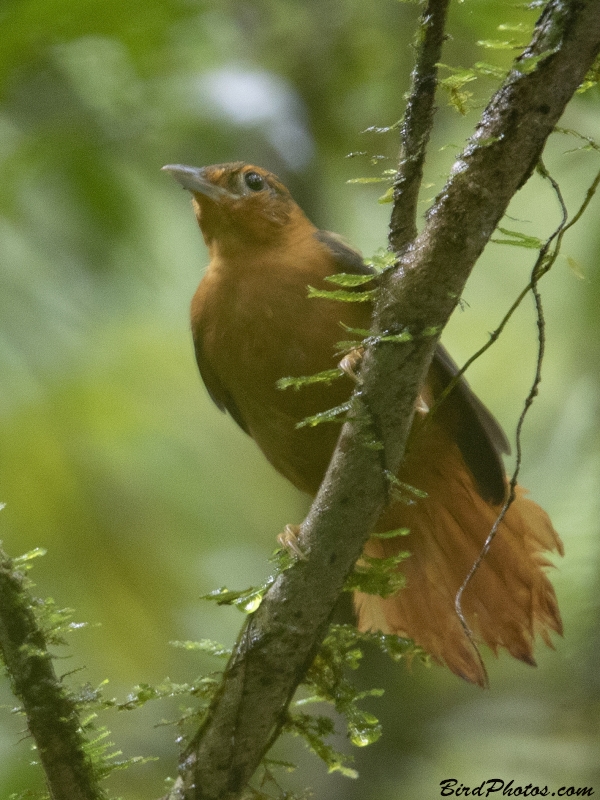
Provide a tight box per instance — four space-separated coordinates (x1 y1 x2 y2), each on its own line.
162 160 563 686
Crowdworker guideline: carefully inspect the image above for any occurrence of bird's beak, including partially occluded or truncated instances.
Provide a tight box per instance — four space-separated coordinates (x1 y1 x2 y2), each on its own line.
161 164 234 202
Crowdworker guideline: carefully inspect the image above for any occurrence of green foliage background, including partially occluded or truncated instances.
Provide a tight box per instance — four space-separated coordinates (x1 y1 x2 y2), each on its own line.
1 0 599 797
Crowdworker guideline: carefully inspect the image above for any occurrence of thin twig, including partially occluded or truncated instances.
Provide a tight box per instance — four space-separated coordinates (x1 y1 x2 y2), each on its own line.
389 0 451 251
453 164 571 667
429 157 600 419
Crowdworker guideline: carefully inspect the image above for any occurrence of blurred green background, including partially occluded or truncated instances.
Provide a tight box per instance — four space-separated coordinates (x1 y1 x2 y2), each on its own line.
1 0 599 797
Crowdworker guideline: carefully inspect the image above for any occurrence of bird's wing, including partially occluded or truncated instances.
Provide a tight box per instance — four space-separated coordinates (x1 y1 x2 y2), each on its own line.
192 329 250 434
431 344 510 504
313 230 376 276
314 229 510 503
433 344 511 454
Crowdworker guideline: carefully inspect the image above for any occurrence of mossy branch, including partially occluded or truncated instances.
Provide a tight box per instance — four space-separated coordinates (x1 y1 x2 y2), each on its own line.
0 541 106 800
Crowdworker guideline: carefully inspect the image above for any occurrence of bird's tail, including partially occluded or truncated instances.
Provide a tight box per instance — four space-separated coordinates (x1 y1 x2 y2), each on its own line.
354 418 563 686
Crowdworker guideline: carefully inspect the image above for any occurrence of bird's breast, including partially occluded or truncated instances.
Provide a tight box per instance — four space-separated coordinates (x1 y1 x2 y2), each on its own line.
192 253 370 494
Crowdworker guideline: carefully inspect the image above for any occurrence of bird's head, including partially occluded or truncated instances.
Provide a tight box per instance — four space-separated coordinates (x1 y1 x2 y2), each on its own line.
162 162 299 250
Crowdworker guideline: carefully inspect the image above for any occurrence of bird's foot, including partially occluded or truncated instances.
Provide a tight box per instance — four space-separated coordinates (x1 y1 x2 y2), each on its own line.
339 346 365 383
277 524 307 560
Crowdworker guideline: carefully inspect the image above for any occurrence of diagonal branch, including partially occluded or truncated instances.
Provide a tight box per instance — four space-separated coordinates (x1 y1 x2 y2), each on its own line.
170 3 600 799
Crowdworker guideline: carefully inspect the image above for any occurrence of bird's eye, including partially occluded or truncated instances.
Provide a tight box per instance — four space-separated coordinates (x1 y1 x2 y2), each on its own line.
244 171 265 192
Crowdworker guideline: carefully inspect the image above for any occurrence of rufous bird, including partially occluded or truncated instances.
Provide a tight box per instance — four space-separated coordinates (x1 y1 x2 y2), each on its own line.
163 161 563 686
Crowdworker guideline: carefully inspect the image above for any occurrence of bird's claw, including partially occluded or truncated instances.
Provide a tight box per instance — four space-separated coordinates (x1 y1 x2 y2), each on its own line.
277 524 308 560
339 346 365 383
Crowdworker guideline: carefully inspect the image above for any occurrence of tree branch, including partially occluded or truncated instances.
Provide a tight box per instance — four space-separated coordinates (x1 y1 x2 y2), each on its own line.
390 0 451 250
0 543 106 800
170 3 600 798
